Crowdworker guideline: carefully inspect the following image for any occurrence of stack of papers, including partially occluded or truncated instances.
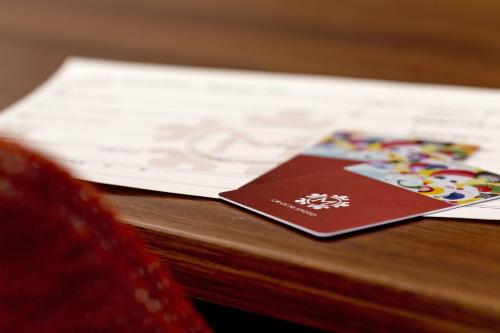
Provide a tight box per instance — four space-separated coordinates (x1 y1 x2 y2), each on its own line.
0 57 498 228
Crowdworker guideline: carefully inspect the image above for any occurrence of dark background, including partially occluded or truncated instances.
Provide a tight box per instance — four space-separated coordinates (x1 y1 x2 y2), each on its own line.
3 0 500 108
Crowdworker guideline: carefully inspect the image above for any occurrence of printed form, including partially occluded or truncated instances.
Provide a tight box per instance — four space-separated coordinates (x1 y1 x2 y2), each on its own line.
0 57 498 220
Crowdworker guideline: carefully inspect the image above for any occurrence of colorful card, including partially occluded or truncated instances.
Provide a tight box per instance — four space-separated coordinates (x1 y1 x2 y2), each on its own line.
305 131 477 163
346 159 500 205
220 131 499 237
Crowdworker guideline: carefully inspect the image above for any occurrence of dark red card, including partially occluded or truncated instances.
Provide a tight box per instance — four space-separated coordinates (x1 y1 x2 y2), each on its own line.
220 155 450 237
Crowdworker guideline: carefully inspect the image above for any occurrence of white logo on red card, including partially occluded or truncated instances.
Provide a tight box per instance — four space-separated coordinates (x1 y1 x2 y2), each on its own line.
295 193 350 210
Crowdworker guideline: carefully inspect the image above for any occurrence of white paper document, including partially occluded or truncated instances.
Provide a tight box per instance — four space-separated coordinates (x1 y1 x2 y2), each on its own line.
0 57 498 220
0 58 350 197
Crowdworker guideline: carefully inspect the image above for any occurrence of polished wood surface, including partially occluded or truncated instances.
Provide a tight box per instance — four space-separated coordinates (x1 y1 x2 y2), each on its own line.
1 1 500 331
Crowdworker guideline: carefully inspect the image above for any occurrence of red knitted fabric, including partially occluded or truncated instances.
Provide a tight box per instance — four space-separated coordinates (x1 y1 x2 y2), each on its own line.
0 139 211 333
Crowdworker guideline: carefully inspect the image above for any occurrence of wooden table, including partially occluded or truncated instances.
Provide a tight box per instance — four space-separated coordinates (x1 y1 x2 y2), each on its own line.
1 1 500 331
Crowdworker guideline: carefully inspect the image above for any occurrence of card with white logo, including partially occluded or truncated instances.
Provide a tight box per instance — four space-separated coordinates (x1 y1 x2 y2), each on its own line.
220 132 499 237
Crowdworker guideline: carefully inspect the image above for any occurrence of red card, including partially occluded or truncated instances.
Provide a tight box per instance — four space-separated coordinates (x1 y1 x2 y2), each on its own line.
220 155 450 237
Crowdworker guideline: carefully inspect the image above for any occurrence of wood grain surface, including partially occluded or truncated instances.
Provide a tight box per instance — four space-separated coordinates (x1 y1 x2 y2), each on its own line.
1 1 500 331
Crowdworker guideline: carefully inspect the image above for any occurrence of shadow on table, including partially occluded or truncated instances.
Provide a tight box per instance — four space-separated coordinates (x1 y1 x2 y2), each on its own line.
194 300 325 333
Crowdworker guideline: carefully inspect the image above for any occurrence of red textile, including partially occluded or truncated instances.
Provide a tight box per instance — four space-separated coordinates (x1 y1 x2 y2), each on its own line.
0 139 211 333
